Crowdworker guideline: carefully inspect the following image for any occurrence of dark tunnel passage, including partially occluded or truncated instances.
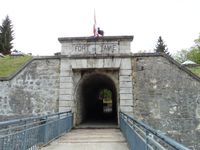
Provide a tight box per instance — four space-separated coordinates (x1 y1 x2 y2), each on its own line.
76 72 118 125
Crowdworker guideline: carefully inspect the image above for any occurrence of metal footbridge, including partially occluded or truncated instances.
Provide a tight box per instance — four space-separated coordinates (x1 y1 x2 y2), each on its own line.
0 111 190 150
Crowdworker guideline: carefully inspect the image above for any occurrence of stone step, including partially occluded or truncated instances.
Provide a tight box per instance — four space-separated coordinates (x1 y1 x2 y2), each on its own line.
42 129 129 150
59 129 125 143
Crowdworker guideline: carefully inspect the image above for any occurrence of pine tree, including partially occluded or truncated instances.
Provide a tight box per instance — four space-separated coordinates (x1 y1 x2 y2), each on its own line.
0 16 14 55
154 36 169 54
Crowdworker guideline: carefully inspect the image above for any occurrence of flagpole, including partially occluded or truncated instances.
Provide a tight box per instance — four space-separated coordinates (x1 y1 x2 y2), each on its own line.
93 9 97 37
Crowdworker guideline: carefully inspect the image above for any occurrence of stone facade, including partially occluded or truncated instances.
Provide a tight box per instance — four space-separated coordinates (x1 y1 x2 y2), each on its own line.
58 36 134 124
132 55 200 149
0 36 199 149
0 58 60 120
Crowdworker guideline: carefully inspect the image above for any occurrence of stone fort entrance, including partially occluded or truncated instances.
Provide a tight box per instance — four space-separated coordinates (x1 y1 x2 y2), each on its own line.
58 36 134 126
75 71 118 125
0 35 200 148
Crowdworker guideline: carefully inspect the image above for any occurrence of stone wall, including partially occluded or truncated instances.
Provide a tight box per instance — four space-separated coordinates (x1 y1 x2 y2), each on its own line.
132 54 200 149
0 58 60 120
58 56 134 124
0 33 199 149
0 81 12 117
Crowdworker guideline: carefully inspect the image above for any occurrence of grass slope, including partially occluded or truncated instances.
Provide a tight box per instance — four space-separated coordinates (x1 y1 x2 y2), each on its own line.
0 55 200 78
0 55 32 77
188 66 200 77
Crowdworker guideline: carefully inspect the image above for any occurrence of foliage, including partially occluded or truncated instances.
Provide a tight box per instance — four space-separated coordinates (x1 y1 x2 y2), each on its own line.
173 49 189 63
187 47 200 64
173 33 200 64
154 36 169 54
0 55 32 77
186 34 200 64
188 66 200 77
99 89 112 103
0 16 14 55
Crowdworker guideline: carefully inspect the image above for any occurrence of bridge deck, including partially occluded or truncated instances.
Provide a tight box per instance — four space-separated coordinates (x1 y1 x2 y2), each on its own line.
41 128 129 150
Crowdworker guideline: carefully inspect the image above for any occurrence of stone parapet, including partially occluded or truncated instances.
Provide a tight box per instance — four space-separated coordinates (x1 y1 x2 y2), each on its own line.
58 36 133 56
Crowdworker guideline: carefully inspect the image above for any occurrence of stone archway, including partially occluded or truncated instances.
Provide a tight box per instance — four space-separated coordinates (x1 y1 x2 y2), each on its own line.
75 71 118 126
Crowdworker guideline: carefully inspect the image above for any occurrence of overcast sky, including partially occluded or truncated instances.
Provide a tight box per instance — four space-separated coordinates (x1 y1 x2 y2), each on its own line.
0 0 200 55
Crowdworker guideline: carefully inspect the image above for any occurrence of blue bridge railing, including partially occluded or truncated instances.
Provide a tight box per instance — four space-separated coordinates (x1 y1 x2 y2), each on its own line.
0 111 73 150
120 112 190 150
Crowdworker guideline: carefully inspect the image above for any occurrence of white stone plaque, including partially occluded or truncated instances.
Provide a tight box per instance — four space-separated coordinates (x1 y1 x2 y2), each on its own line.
72 42 119 55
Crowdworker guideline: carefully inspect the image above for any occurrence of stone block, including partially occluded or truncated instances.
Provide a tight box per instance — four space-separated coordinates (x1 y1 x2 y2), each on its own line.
120 58 132 69
95 59 104 68
60 82 73 89
59 106 71 112
120 100 133 106
76 58 121 69
60 70 72 77
120 93 133 100
87 59 94 68
60 77 73 83
60 64 71 71
59 100 73 107
59 94 72 101
120 106 133 113
60 60 71 70
59 88 73 95
120 88 133 94
119 41 130 53
71 60 77 68
113 58 121 68
103 59 114 68
120 76 132 82
104 58 119 69
61 44 73 55
75 59 87 68
120 81 132 88
120 69 132 75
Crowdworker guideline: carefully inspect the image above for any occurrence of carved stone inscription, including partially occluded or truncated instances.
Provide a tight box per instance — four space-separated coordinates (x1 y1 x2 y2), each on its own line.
73 42 119 54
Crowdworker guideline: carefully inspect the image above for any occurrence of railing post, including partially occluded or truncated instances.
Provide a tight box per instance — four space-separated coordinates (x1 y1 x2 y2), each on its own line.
67 111 73 131
43 116 48 144
8 125 12 150
58 113 61 135
22 120 27 150
71 112 74 129
57 113 60 136
145 130 149 150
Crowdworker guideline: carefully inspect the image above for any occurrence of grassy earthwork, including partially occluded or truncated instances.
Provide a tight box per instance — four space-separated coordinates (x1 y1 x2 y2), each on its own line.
0 55 32 77
0 55 200 78
188 66 200 77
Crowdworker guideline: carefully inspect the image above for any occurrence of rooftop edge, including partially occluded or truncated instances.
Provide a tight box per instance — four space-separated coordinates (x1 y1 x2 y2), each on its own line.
58 35 134 43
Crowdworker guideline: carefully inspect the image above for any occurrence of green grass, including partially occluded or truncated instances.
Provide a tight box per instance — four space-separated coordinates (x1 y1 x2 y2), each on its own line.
188 66 200 77
0 55 200 78
0 55 32 77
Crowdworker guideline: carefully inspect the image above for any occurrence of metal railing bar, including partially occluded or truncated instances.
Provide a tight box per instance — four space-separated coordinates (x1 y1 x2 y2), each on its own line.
120 112 190 150
0 120 45 133
132 124 146 137
147 144 154 150
0 111 73 150
131 123 166 150
0 112 72 134
0 122 45 138
158 134 190 150
130 125 146 144
0 111 71 126
147 136 166 150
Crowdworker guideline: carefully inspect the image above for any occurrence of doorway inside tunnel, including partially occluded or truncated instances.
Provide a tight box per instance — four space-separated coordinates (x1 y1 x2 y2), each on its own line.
75 72 118 127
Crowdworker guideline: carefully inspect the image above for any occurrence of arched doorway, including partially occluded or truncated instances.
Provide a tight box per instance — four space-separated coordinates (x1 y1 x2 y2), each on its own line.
75 72 118 126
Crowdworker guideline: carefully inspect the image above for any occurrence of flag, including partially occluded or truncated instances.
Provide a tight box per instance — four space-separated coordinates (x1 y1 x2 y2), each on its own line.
93 9 97 37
